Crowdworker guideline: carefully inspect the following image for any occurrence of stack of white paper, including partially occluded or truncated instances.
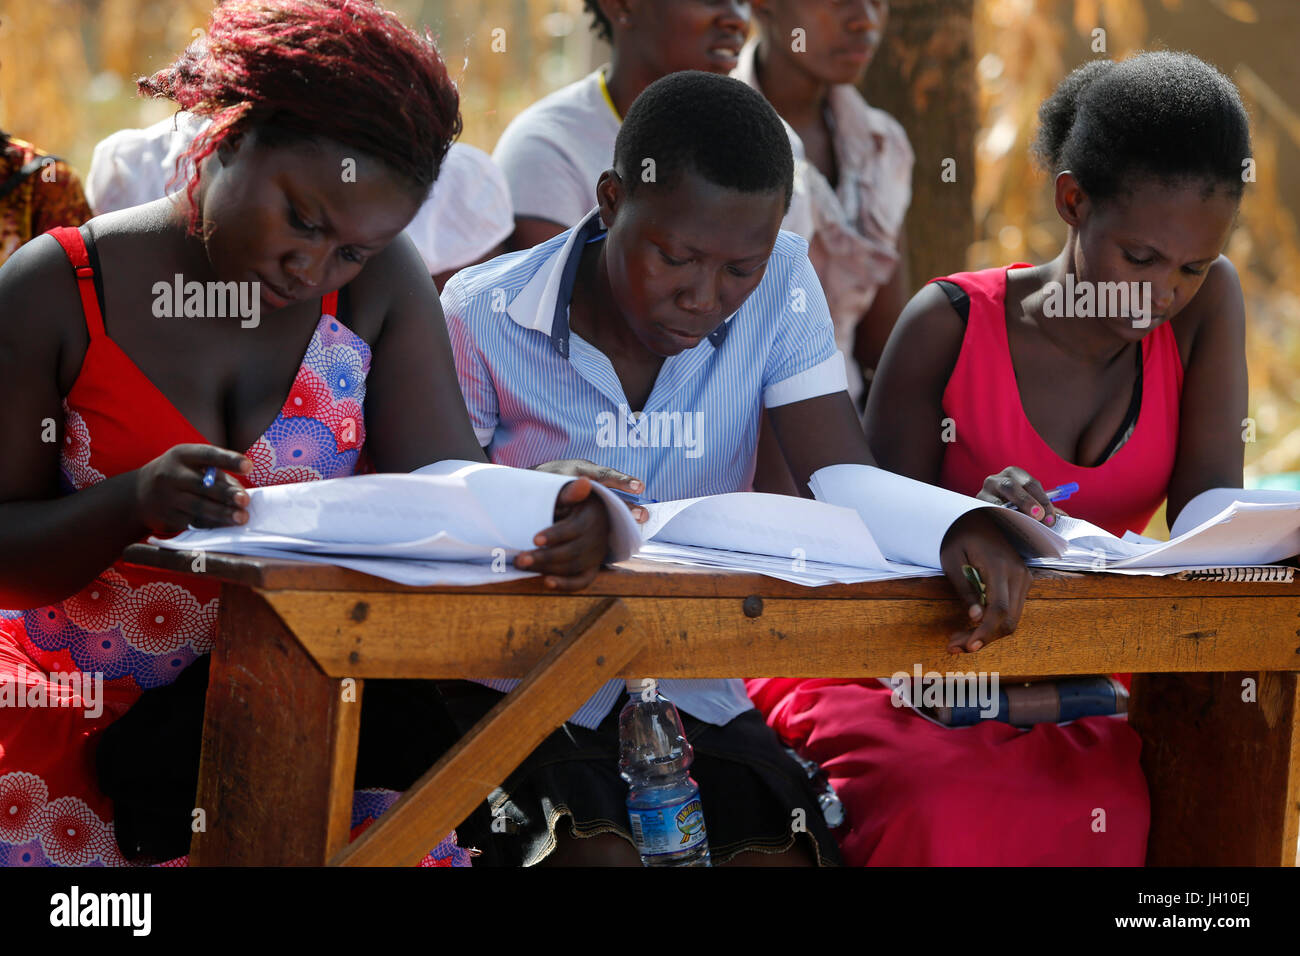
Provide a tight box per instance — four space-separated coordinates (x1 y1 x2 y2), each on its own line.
808 464 1300 575
150 458 1300 588
152 460 642 586
631 491 936 584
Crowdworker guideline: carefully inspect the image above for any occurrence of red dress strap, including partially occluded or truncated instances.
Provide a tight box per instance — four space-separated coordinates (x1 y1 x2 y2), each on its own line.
322 290 338 316
46 225 106 340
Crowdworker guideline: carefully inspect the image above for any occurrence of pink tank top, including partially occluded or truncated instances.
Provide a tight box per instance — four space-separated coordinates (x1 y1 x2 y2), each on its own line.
937 265 1184 537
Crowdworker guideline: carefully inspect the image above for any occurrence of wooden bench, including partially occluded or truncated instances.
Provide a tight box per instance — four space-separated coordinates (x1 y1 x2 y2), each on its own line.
123 545 1300 866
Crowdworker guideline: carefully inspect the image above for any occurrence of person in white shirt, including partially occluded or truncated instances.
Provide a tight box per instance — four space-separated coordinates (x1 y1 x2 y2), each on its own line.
85 112 512 289
493 0 813 250
742 0 914 411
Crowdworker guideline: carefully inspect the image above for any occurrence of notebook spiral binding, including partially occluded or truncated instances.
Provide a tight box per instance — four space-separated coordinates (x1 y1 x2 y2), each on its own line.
1173 566 1294 582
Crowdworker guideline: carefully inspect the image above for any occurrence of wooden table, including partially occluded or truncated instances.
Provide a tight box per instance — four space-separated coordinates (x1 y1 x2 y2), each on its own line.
122 545 1300 867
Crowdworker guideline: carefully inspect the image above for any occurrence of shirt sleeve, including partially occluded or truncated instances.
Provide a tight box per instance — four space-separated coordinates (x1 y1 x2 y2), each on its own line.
781 162 815 241
865 105 915 243
85 129 168 215
492 122 593 228
761 245 848 408
405 144 514 275
439 275 500 447
778 118 814 241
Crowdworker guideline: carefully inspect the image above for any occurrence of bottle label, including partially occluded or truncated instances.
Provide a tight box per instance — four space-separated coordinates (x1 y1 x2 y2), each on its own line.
628 795 707 857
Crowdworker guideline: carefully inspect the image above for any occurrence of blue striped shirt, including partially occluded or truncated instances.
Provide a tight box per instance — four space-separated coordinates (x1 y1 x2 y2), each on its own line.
441 207 847 728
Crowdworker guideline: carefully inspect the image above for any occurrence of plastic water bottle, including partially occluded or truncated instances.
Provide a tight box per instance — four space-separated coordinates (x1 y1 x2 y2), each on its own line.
618 678 711 867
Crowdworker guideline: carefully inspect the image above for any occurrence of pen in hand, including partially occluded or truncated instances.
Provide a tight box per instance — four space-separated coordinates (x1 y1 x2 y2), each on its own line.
1001 482 1078 511
962 564 988 607
609 487 659 505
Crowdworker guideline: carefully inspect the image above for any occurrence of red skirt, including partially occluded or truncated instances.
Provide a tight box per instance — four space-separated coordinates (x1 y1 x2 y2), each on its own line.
745 678 1149 866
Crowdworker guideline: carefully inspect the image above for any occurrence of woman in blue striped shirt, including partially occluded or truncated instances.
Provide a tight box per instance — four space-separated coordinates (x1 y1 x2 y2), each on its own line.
438 71 1032 866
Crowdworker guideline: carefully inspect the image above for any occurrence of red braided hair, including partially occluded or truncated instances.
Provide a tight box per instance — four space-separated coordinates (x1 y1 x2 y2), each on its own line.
138 0 462 234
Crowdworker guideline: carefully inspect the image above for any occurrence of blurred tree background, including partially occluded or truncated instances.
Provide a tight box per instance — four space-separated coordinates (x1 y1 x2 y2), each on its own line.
2 0 1297 506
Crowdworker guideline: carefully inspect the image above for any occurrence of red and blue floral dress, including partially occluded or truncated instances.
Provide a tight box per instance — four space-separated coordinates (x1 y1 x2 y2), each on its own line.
0 225 468 867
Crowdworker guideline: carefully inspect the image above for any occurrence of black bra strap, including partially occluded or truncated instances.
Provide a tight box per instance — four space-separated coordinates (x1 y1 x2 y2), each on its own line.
338 282 351 326
82 224 108 324
932 279 970 323
1092 345 1144 466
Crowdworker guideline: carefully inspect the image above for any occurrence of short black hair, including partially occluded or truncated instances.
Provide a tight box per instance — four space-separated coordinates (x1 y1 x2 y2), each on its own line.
613 71 794 209
1033 51 1252 203
583 1 612 43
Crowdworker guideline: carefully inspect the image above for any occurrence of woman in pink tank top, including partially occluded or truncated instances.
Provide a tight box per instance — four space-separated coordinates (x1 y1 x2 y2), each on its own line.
748 52 1252 866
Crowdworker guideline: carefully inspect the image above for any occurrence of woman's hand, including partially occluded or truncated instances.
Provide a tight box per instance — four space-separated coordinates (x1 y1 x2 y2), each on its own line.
533 458 649 524
939 509 1033 654
977 466 1063 526
515 477 611 590
132 444 252 536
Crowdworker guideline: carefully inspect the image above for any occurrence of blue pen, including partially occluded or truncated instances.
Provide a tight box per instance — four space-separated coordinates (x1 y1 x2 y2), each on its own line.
609 487 659 506
1001 481 1079 511
1047 482 1079 503
201 466 217 489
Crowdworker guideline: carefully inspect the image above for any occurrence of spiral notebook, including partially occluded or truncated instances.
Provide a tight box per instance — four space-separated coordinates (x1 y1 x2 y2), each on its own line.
1172 566 1294 582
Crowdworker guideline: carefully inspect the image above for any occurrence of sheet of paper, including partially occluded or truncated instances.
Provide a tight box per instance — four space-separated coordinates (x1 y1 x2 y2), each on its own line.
641 491 888 569
410 459 643 562
1108 500 1300 568
157 528 501 561
808 463 1069 567
1023 558 1273 576
205 544 537 586
810 468 1300 573
631 542 938 586
1121 530 1165 546
1170 487 1300 538
154 459 642 567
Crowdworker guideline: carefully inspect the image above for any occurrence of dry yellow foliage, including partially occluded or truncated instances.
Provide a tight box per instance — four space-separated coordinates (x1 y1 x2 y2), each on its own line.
2 0 1296 483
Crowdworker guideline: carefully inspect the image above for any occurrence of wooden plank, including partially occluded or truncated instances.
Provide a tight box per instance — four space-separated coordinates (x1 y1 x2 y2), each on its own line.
121 544 1300 600
330 597 646 866
1130 671 1300 866
190 585 361 866
262 590 1300 679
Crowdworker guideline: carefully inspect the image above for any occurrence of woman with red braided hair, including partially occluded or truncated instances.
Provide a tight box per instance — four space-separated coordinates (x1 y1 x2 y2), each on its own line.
0 0 611 866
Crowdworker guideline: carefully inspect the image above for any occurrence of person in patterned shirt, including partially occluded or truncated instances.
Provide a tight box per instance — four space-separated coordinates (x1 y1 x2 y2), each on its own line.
0 132 93 267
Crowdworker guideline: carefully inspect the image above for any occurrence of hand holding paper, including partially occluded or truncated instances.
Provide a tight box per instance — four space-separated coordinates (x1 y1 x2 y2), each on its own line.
938 510 1034 654
156 459 641 589
514 476 611 589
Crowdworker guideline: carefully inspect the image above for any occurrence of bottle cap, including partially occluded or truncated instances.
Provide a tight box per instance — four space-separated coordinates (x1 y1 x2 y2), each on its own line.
626 678 657 697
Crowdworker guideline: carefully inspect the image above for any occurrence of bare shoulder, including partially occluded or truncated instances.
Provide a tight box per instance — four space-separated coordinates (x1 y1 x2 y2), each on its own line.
1169 255 1243 365
343 232 438 343
884 280 969 378
0 232 88 391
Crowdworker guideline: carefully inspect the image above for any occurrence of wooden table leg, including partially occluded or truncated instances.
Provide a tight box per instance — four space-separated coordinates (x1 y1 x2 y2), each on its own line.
1130 671 1300 866
190 584 361 866
332 597 646 866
